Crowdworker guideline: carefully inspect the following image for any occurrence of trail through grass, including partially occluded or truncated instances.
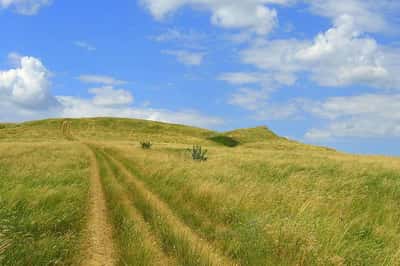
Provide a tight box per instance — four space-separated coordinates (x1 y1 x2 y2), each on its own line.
2 118 400 265
104 142 400 265
80 146 115 266
91 144 174 266
97 144 236 266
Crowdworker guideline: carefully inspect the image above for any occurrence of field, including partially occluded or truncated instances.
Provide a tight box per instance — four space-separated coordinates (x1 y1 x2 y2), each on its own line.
1 118 400 265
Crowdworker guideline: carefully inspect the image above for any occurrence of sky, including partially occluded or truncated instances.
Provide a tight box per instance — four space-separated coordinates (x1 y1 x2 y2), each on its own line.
1 0 400 155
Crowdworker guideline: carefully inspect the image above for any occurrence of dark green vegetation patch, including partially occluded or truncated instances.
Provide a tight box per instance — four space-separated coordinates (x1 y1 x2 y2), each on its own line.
208 135 240 147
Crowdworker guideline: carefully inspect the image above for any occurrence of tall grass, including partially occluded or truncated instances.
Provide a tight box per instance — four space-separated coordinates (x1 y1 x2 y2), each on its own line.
105 143 400 265
91 146 160 266
2 118 400 265
0 143 90 265
100 148 233 266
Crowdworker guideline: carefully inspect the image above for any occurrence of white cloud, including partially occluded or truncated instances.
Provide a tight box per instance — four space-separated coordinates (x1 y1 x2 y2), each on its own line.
163 50 205 66
239 15 400 90
307 0 400 34
227 90 400 139
221 72 296 113
78 75 127 86
249 93 400 140
57 96 222 128
141 0 294 35
295 15 394 87
0 54 222 128
228 87 270 111
219 71 296 86
74 41 96 51
0 55 59 109
7 52 23 66
0 0 51 15
241 38 307 74
219 72 264 85
151 28 206 49
89 86 134 107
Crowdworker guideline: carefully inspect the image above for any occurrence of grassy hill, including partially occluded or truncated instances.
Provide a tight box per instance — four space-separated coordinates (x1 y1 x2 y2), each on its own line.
1 118 400 265
0 118 214 143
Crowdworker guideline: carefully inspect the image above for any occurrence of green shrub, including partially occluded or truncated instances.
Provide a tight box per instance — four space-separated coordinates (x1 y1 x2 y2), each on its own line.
188 145 208 161
208 135 239 147
140 141 152 149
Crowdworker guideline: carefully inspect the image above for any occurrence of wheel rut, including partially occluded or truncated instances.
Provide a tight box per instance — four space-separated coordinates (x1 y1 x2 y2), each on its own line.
81 147 116 266
101 148 237 266
99 150 175 266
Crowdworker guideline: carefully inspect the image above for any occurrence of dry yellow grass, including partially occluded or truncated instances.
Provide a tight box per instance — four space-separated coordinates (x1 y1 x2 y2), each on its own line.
0 142 90 265
106 141 400 265
1 118 400 265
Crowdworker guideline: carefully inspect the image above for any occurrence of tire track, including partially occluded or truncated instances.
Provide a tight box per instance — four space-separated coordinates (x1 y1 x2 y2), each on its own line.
102 148 237 266
81 147 116 266
95 147 175 266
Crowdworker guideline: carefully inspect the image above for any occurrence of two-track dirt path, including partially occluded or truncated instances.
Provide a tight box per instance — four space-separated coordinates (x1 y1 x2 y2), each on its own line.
80 141 236 266
81 147 116 266
103 150 236 266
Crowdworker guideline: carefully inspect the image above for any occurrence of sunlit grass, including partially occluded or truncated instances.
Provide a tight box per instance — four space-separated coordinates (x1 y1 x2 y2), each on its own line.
2 118 400 265
0 142 90 265
106 142 400 265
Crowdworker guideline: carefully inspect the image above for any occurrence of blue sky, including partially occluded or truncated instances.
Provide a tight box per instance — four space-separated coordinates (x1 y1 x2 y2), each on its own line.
0 0 400 155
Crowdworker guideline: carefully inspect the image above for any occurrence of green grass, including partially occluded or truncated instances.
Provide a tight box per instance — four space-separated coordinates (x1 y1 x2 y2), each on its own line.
1 118 400 265
105 143 400 265
224 126 280 143
0 142 90 265
91 146 158 266
98 147 231 265
208 135 240 147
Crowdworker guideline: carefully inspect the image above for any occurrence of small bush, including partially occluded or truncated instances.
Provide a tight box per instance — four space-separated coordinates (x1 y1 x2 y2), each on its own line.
188 145 208 161
140 141 152 149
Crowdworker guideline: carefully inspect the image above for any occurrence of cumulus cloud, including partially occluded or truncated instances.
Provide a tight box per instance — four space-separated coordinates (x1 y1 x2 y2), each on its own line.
0 55 59 109
57 96 222 128
141 0 400 141
140 0 294 35
0 0 51 15
237 93 400 140
0 54 222 128
78 75 127 86
89 86 134 107
163 50 205 66
295 15 394 87
307 0 400 34
238 14 400 90
303 94 400 140
227 91 400 139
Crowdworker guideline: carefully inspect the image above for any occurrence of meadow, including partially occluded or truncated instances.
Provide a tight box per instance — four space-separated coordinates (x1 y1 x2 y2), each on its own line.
1 118 400 265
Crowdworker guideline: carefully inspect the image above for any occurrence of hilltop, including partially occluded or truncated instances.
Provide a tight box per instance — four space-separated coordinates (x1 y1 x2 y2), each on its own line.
0 118 284 145
0 117 329 150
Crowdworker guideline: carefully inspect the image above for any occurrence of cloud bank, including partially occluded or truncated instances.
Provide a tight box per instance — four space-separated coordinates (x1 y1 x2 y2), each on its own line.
0 55 222 128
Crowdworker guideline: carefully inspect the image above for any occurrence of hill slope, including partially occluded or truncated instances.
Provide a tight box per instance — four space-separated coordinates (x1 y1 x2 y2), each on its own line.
0 118 215 143
1 117 400 265
0 118 290 147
